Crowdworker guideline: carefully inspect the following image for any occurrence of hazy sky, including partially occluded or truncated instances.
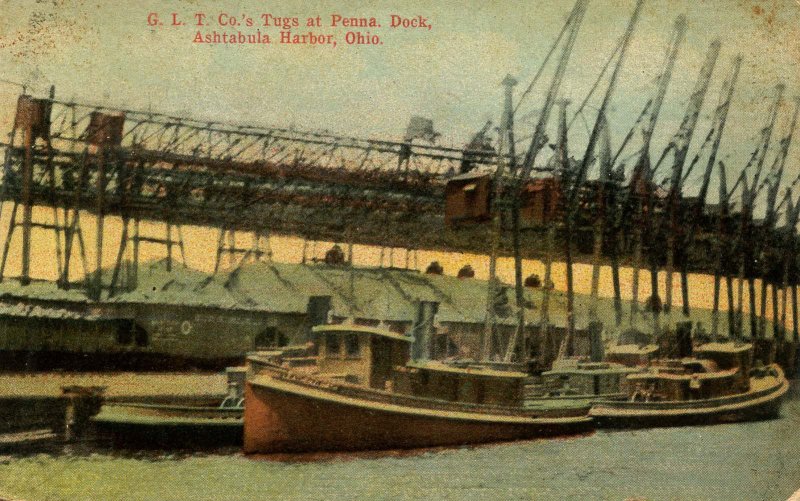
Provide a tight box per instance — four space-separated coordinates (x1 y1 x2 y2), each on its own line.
0 0 797 209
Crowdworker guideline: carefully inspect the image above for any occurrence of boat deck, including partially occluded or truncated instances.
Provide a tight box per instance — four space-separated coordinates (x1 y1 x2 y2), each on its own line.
589 366 789 427
251 365 590 421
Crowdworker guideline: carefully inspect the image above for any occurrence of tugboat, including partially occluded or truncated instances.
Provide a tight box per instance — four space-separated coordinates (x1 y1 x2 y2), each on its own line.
525 324 637 405
243 323 593 454
590 341 789 428
530 358 638 404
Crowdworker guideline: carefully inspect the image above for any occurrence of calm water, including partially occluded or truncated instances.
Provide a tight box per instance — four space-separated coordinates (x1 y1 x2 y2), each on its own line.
1 389 800 501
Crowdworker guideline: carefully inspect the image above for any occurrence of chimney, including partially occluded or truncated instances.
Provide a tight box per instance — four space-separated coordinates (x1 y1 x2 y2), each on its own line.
306 296 332 341
411 301 439 362
676 321 693 358
588 321 604 362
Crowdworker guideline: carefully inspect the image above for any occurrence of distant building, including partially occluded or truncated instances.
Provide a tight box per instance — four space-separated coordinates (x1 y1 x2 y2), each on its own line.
0 260 535 368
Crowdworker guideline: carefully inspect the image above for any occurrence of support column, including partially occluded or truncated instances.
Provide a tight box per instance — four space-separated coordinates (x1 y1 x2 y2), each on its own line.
93 151 106 299
19 127 32 285
166 223 173 272
793 284 798 342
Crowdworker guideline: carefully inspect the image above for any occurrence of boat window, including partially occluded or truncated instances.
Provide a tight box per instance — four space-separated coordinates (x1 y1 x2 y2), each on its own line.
345 333 360 357
326 333 341 357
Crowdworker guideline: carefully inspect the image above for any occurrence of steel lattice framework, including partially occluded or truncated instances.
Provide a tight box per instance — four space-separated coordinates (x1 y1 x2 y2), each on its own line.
0 91 505 296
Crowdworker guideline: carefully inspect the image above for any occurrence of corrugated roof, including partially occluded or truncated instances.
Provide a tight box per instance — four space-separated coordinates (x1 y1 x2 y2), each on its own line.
0 259 763 335
0 280 90 303
105 259 528 325
109 260 242 310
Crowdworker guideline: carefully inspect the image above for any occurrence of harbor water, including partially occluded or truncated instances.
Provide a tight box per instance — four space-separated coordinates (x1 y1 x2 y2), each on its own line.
0 386 799 501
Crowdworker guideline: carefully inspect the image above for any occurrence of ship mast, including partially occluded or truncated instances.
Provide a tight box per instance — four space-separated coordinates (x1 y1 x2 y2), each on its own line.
560 0 645 353
554 99 573 359
628 15 686 332
588 114 612 322
487 0 588 362
482 73 517 361
659 40 720 324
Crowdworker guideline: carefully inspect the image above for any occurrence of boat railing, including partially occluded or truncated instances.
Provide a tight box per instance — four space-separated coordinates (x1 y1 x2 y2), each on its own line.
255 363 573 418
594 374 786 411
219 397 245 409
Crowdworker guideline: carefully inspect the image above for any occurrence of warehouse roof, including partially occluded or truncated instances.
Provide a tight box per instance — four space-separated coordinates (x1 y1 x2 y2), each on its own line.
0 258 746 333
105 259 530 325
0 302 102 320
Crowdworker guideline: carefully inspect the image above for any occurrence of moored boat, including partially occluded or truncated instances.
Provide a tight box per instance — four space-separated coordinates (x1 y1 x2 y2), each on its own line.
243 324 592 454
91 367 246 448
92 400 244 448
590 342 789 428
526 358 638 405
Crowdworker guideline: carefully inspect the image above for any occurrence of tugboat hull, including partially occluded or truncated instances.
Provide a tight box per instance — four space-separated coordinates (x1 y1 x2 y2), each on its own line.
243 376 593 454
590 366 789 429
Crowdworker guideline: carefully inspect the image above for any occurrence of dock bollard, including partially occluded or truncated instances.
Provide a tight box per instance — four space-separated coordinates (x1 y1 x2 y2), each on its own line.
61 385 106 441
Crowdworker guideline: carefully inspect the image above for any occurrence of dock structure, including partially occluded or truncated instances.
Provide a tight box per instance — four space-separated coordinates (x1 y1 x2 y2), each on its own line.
0 257 779 371
0 372 229 446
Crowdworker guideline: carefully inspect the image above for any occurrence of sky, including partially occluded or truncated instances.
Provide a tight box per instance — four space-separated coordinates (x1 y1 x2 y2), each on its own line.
0 1 797 171
0 0 800 156
0 0 797 306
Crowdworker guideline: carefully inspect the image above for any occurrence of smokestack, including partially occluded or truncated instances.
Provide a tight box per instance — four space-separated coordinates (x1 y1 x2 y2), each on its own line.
588 321 604 362
306 296 332 341
411 301 439 362
676 321 693 358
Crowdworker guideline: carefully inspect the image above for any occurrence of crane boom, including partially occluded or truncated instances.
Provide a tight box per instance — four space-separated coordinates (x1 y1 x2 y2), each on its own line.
669 40 721 196
764 98 800 224
747 84 785 207
661 40 719 315
630 15 687 191
569 0 644 203
516 0 588 181
675 55 741 316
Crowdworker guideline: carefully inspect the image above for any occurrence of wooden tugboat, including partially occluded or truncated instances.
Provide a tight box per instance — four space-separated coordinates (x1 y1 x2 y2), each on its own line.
525 324 638 406
243 324 592 454
590 342 789 428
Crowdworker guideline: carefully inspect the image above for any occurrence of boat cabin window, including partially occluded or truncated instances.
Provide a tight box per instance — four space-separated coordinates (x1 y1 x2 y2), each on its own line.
345 333 360 358
325 333 341 357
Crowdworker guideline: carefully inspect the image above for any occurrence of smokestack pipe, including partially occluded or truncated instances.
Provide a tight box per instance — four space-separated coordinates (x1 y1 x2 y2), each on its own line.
412 301 439 362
